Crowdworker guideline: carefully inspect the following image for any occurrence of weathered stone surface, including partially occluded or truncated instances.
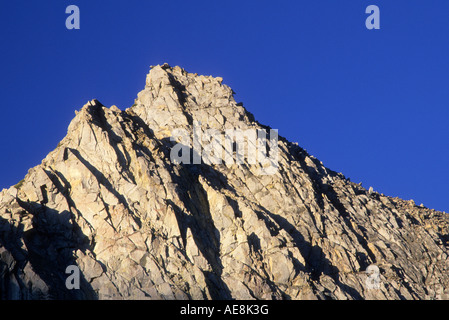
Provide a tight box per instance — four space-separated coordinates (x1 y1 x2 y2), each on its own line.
0 64 448 300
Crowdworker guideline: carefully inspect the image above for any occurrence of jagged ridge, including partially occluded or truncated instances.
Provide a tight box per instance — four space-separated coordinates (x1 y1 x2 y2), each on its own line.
0 64 448 300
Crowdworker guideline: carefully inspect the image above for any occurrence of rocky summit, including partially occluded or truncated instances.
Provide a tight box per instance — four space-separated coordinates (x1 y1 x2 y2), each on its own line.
0 64 448 300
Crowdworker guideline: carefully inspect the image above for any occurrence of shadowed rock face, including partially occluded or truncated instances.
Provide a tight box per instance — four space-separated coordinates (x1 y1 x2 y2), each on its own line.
1 64 448 300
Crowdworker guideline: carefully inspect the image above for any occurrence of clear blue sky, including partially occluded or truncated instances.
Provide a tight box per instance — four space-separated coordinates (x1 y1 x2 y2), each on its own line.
1 1 448 212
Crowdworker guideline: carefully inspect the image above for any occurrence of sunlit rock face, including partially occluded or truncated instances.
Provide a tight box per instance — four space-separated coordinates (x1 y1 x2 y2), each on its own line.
0 64 448 300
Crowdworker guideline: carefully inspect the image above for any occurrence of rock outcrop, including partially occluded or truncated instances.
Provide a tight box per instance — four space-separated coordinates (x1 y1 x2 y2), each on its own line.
1 64 448 300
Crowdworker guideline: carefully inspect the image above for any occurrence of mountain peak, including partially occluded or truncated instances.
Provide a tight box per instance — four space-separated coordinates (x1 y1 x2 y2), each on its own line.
131 64 253 141
0 65 448 300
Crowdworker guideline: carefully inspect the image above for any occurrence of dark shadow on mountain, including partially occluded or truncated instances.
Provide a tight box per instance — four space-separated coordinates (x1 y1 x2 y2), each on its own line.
257 206 363 300
157 135 235 298
0 198 97 300
66 148 142 229
87 101 136 184
161 140 233 299
316 181 377 266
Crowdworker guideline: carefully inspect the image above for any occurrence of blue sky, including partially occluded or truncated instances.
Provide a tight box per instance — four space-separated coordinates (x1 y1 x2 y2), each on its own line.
1 1 448 212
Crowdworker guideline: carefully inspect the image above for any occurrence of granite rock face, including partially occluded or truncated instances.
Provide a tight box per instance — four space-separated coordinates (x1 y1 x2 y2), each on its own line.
1 64 448 300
